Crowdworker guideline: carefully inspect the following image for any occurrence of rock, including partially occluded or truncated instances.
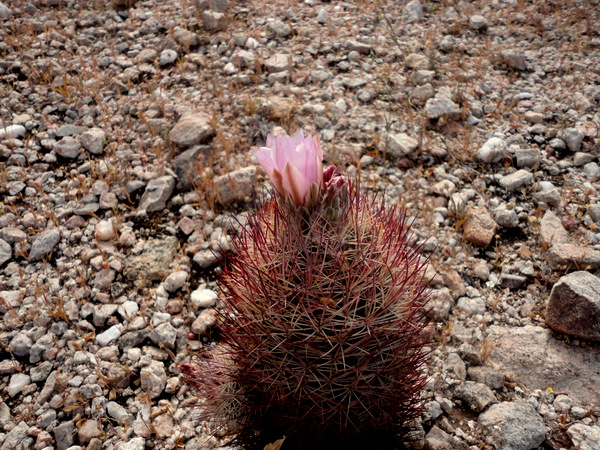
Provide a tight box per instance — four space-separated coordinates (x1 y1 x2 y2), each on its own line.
173 145 211 190
95 219 117 241
7 373 31 397
383 132 418 157
540 211 569 246
477 137 507 163
267 19 292 38
29 228 61 261
0 239 11 265
553 394 573 414
316 8 328 24
106 401 133 422
499 273 527 289
149 322 177 349
173 27 198 47
494 206 519 228
567 423 600 450
405 53 430 70
153 414 174 440
141 361 167 398
78 419 103 443
193 248 220 268
96 324 123 346
159 49 178 66
202 10 226 31
214 166 256 204
231 49 256 68
446 353 466 381
479 402 545 450
191 308 218 335
163 270 188 292
501 49 528 71
558 128 583 152
80 128 105 154
455 381 496 412
265 53 290 73
432 180 455 197
54 136 81 158
469 15 488 30
138 176 175 213
191 288 219 308
547 244 600 270
456 297 486 316
499 169 533 191
425 426 453 450
2 422 32 450
487 325 600 406
169 114 214 147
117 437 145 450
515 148 541 168
583 162 599 181
546 271 600 340
403 0 423 22
258 96 296 120
463 207 497 247
124 236 178 282
574 152 595 167
424 89 461 120
54 421 76 450
0 124 25 139
467 366 504 390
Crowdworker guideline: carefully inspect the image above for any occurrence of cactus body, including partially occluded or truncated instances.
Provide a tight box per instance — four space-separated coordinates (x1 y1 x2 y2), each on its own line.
183 183 431 449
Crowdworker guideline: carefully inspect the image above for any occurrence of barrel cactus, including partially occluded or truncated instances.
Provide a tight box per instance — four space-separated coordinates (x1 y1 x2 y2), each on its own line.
181 130 431 449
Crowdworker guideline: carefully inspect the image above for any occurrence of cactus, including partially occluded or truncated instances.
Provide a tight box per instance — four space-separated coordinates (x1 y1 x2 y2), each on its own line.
181 131 431 449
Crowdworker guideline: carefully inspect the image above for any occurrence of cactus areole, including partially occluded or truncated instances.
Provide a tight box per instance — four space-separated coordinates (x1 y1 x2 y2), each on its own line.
181 130 431 449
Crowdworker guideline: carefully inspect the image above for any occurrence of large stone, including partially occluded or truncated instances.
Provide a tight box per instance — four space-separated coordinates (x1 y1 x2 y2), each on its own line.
479 401 545 450
138 176 175 213
0 124 25 139
29 228 61 261
477 137 507 163
455 381 496 412
124 236 179 282
547 243 600 270
501 49 528 71
169 114 214 147
487 325 600 406
383 132 418 157
499 169 533 191
540 211 568 246
546 271 600 340
0 239 11 265
54 420 76 450
214 166 256 204
567 423 600 450
173 145 211 190
54 136 81 158
403 0 423 22
424 95 460 120
80 128 106 154
463 207 497 247
141 361 167 398
265 53 290 73
2 422 32 450
558 128 584 152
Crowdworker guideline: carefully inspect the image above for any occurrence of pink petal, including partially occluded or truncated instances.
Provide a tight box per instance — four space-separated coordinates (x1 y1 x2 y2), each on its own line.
282 162 309 206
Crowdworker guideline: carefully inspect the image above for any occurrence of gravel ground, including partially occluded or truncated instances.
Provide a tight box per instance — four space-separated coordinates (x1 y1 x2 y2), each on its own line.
1 0 600 449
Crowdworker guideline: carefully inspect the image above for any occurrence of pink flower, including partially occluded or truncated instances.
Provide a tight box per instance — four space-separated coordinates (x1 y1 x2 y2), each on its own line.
252 130 324 207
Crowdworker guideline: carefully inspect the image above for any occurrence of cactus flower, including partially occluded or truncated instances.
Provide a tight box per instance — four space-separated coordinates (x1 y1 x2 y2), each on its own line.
252 130 323 207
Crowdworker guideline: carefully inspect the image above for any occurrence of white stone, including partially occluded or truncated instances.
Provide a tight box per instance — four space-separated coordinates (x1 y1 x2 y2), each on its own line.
163 270 188 293
96 324 123 346
95 219 117 241
118 301 139 320
0 124 25 139
191 288 218 308
477 137 507 163
8 373 31 397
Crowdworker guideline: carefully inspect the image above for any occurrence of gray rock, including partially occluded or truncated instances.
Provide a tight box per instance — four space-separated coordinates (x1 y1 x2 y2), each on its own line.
106 401 133 423
456 297 486 316
515 149 541 168
265 53 290 73
501 49 528 71
173 145 211 190
203 10 226 31
173 27 198 47
159 49 178 66
546 271 600 340
7 373 31 397
558 128 583 152
30 333 54 363
316 8 328 24
141 361 167 398
2 421 32 450
54 420 76 450
405 53 430 70
549 137 567 151
0 239 11 265
193 248 221 268
499 273 527 289
494 206 519 228
80 128 105 154
534 187 562 208
138 176 175 213
479 402 546 450
567 423 600 450
383 132 418 157
163 270 188 292
469 15 488 30
0 124 25 139
214 166 256 204
231 49 256 68
425 426 453 450
117 437 145 450
267 19 292 38
540 211 568 246
191 308 218 335
96 324 123 346
499 169 533 191
553 394 573 414
547 244 600 270
124 236 179 282
149 322 177 349
574 152 595 166
487 325 600 406
588 204 600 223
403 0 423 22
54 136 81 158
446 352 466 381
425 96 460 120
455 381 496 412
583 162 600 181
468 366 504 390
169 114 214 147
0 1 12 19
29 228 61 261
477 137 507 163
191 288 218 308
